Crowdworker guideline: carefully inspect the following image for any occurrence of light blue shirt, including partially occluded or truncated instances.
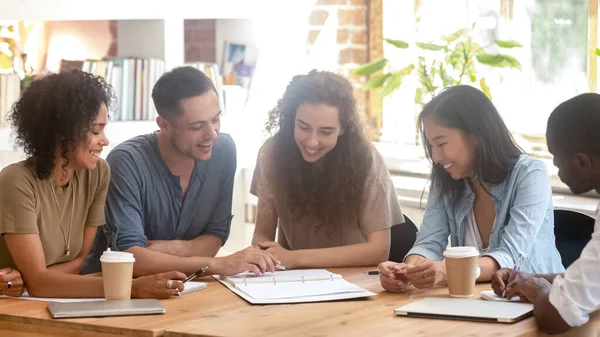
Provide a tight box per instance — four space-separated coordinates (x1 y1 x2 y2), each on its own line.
406 154 565 274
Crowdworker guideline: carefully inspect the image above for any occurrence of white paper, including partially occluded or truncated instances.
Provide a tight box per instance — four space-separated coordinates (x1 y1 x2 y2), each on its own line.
480 290 522 302
235 278 367 300
177 281 207 296
225 269 341 285
0 290 106 303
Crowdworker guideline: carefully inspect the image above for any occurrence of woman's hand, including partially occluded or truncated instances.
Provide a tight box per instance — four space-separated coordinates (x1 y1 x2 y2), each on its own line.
257 241 294 268
405 258 446 289
131 271 186 299
378 261 411 292
0 268 25 297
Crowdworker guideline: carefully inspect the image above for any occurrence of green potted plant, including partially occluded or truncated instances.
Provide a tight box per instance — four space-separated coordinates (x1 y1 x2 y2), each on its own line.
354 27 523 105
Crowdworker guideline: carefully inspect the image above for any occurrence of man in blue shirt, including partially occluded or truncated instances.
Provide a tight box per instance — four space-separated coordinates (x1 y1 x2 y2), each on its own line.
83 66 277 277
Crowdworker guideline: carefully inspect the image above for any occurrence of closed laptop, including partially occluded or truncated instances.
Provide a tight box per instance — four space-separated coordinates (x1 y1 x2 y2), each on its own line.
47 299 166 319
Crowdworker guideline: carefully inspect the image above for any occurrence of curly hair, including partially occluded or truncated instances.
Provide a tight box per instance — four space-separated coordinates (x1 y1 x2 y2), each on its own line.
265 70 373 230
8 70 115 179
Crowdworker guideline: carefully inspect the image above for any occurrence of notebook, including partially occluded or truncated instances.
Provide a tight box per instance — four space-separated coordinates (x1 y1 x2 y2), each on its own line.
47 299 166 319
215 269 375 304
480 290 521 302
394 297 533 323
177 281 207 296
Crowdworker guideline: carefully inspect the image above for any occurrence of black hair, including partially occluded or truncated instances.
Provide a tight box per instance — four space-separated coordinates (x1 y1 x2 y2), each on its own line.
8 69 114 179
417 85 523 205
151 66 217 120
547 93 600 157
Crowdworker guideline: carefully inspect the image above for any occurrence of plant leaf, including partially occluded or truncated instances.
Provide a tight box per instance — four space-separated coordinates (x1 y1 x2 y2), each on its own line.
353 58 388 75
494 40 523 48
476 53 506 66
441 28 466 43
384 38 409 49
393 64 415 77
381 74 403 98
476 53 522 70
480 78 492 100
416 42 446 51
414 87 423 105
363 73 390 90
596 48 600 57
501 54 522 70
379 64 414 97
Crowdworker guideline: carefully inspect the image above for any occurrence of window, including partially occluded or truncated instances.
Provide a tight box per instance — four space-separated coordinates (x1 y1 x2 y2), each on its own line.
379 0 594 182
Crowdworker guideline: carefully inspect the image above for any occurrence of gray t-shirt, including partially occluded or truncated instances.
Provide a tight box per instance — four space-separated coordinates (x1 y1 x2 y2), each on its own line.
81 132 236 273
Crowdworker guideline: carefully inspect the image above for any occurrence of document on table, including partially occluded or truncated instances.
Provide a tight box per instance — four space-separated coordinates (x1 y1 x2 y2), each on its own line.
215 269 376 304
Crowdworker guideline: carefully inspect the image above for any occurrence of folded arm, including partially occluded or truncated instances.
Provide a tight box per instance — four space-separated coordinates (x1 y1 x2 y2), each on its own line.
47 226 98 274
146 235 222 257
290 229 390 268
5 233 105 298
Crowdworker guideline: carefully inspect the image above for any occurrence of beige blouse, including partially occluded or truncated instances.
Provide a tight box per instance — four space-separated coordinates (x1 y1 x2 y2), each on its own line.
251 139 404 250
0 159 110 268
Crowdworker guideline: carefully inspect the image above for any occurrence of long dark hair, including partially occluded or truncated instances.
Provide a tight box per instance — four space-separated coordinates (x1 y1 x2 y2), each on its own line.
417 85 523 205
265 70 372 229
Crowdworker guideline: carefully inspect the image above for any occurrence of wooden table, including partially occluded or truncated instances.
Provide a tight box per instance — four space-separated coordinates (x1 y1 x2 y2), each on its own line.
0 267 596 337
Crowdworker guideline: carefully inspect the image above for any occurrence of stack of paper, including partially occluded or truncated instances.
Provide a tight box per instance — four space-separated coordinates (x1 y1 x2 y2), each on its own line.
216 269 375 304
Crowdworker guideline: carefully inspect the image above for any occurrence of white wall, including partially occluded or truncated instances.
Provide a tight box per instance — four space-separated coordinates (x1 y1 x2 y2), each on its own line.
45 21 112 72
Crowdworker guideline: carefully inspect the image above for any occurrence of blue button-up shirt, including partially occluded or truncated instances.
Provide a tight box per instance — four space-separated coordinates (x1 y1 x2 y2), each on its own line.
406 154 565 274
81 132 236 273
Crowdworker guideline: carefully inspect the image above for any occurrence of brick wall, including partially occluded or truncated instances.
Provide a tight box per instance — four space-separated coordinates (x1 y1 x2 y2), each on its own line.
307 0 370 127
107 19 216 63
184 19 216 63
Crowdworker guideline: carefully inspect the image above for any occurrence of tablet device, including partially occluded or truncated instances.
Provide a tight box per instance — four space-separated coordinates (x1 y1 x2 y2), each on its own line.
47 299 166 319
394 297 533 323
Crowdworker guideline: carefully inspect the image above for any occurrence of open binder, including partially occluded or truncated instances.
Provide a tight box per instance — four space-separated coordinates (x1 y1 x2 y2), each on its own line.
214 269 375 304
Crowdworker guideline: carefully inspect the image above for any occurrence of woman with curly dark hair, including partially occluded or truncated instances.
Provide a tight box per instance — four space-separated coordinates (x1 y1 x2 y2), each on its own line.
250 70 404 268
0 70 186 298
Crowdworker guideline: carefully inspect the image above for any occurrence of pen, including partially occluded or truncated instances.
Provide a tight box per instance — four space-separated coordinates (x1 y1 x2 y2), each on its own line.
364 270 406 275
183 266 209 284
502 254 525 298
275 264 288 271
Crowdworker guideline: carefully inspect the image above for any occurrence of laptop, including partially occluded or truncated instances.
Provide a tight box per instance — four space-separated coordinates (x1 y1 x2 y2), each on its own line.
394 297 533 323
47 299 166 319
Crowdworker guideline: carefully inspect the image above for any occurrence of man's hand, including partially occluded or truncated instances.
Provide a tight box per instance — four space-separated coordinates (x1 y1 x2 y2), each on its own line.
256 241 294 268
506 276 552 303
210 246 279 276
491 268 512 296
0 268 25 297
378 261 411 292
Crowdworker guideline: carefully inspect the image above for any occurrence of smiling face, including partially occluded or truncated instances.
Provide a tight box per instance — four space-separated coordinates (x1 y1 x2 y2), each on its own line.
162 91 221 161
68 103 109 170
293 103 343 164
423 117 477 180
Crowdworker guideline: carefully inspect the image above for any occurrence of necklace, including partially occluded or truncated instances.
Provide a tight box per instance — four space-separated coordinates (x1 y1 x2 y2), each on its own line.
49 179 75 257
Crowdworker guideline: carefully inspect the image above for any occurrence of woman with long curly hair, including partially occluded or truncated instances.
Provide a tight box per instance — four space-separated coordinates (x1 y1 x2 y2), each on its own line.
0 70 186 298
250 70 404 268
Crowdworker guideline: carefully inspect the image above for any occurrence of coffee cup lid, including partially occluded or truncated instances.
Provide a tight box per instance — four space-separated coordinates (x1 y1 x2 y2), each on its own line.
100 248 135 263
443 246 479 258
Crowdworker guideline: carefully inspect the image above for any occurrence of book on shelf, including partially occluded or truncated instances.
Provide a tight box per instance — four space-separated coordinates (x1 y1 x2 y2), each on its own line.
61 57 165 122
186 62 225 112
0 73 21 127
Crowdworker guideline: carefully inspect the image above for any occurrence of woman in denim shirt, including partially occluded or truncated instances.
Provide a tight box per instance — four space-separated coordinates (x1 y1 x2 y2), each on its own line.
379 85 564 292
